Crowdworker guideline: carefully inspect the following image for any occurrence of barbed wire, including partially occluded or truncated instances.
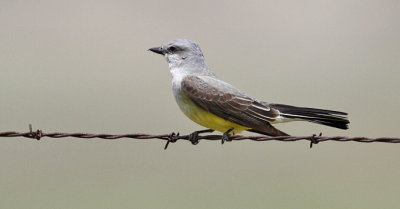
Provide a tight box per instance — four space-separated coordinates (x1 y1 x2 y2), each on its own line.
0 125 399 149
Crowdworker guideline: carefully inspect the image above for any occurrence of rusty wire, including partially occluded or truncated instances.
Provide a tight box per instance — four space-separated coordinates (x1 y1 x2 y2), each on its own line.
0 125 399 149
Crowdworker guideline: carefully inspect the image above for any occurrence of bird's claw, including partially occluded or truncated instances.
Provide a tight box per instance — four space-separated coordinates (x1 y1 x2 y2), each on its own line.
221 128 234 144
188 129 214 145
188 132 200 145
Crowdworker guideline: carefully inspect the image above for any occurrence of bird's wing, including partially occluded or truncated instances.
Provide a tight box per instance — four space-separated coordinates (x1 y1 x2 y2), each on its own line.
181 75 280 129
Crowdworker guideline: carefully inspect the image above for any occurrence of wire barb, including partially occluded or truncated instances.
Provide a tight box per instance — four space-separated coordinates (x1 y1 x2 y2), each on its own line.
27 124 43 140
0 124 399 149
310 132 322 148
164 132 179 150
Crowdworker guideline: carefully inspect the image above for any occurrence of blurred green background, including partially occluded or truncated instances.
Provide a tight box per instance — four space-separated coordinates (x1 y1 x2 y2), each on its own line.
1 0 399 208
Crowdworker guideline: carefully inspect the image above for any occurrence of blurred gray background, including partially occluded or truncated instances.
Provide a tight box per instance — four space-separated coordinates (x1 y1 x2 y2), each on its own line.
1 0 399 208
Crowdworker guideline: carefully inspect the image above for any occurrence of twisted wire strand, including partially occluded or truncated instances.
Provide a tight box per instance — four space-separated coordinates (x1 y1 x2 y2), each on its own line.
0 125 399 149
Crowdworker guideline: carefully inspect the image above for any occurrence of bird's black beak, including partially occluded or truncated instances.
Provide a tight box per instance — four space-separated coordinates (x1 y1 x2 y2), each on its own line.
148 46 165 55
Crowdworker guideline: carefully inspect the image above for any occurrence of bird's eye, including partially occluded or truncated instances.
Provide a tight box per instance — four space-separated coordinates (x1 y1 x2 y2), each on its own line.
168 46 177 52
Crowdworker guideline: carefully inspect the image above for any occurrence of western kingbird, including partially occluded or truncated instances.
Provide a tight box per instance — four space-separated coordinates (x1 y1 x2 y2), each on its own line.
149 39 349 144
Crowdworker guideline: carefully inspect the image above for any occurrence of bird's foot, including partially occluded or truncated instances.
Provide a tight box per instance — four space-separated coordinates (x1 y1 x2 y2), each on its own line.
188 129 214 145
221 128 234 144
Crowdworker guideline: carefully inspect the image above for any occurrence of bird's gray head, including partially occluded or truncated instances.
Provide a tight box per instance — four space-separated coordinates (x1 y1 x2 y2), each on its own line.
149 39 211 74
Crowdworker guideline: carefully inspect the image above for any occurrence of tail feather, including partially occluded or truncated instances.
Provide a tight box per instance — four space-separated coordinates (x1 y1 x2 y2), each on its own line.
270 104 349 130
248 123 290 136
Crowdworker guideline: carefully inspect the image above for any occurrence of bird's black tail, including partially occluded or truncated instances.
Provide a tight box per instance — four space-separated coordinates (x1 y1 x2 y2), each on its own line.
270 104 349 130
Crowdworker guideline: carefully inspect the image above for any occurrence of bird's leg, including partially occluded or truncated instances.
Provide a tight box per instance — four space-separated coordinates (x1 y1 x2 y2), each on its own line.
221 128 234 144
188 129 214 145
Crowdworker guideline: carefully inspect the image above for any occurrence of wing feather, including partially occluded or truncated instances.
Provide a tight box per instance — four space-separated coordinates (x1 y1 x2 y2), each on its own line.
181 75 280 129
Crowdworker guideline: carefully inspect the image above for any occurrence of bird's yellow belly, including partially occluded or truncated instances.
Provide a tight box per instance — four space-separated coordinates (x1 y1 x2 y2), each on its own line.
176 93 250 134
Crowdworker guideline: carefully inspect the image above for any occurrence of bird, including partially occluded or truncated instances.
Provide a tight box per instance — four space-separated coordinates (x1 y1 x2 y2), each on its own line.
149 39 349 144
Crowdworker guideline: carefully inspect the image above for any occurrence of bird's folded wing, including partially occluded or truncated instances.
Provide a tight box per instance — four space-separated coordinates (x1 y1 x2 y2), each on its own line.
181 75 280 128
